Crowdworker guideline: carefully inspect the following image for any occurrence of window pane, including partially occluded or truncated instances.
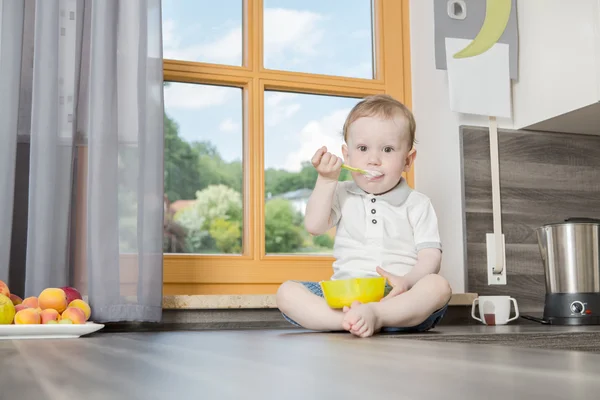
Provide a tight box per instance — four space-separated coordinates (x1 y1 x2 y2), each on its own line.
264 91 360 255
263 0 374 79
163 83 243 255
162 0 242 66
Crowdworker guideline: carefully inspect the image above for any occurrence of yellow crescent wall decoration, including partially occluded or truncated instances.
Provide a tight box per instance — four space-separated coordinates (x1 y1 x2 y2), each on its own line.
453 0 512 58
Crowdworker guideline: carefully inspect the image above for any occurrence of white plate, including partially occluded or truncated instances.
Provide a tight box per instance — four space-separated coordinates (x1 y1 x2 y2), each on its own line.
0 322 104 340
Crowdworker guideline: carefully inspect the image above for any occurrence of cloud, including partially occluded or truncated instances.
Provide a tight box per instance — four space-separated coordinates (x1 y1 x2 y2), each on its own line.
263 8 325 67
271 103 301 126
283 108 351 172
266 92 294 107
191 26 242 65
164 83 232 109
162 19 242 65
342 62 374 79
163 8 327 67
219 118 239 133
265 92 301 127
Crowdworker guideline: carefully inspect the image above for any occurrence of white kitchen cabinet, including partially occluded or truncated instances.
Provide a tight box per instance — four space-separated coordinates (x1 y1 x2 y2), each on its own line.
512 0 600 134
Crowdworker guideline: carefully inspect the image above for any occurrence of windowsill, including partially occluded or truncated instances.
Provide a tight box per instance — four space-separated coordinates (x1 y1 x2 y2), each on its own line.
162 293 478 310
162 295 277 310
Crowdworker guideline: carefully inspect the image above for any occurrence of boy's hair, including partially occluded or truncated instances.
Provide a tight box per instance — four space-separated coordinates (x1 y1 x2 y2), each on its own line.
342 94 416 149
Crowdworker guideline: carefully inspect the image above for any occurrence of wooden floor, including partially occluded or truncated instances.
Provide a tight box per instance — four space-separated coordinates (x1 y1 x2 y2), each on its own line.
3 327 600 399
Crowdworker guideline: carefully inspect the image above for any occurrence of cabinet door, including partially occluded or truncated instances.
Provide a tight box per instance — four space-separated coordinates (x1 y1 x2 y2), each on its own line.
512 0 600 131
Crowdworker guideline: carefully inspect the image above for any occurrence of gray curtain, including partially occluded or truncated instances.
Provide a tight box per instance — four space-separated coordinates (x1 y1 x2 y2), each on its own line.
0 0 164 322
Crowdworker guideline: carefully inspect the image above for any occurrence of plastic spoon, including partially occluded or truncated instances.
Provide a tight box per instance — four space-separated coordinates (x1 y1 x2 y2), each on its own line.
342 164 383 179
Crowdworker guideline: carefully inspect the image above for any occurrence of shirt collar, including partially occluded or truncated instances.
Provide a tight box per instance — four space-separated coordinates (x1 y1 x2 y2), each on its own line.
345 178 412 206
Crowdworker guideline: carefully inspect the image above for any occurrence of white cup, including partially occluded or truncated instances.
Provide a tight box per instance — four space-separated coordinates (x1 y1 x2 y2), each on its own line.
471 296 519 325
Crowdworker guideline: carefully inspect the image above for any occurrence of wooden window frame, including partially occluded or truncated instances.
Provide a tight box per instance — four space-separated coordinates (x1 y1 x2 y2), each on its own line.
163 0 412 295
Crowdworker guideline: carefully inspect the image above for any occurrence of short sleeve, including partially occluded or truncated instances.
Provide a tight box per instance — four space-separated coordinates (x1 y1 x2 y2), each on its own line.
329 182 345 227
409 198 442 252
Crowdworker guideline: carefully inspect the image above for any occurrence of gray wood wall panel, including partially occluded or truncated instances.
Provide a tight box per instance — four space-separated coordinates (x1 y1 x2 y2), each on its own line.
461 126 600 311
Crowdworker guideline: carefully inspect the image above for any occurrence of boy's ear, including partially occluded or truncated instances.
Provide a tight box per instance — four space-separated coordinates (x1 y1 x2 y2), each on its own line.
341 144 348 161
404 148 417 172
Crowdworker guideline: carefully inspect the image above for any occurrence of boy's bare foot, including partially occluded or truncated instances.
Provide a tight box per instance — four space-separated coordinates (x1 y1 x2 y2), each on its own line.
342 301 382 338
341 301 359 332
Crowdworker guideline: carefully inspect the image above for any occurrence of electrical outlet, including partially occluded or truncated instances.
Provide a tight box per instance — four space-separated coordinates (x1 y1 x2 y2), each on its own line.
486 233 506 285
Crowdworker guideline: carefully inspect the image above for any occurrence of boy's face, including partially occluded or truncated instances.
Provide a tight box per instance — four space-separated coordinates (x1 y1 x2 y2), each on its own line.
342 115 415 195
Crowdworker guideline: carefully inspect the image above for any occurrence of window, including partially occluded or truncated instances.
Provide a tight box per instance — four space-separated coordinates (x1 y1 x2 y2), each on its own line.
264 91 359 255
162 0 243 66
163 0 412 295
262 0 375 78
163 82 243 255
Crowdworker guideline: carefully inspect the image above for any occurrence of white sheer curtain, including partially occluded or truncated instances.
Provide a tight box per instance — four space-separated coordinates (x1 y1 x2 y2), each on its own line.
0 0 23 287
0 0 164 322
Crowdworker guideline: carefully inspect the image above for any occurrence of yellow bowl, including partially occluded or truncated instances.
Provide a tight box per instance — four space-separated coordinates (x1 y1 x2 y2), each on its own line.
320 277 386 308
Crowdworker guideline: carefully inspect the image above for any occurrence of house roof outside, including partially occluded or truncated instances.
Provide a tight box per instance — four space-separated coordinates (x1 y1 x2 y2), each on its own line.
170 199 196 213
166 188 312 215
269 188 312 201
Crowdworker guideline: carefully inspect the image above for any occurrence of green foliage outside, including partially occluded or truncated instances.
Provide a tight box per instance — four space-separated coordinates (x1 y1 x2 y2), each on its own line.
163 111 347 254
264 199 304 253
173 184 242 253
265 162 352 197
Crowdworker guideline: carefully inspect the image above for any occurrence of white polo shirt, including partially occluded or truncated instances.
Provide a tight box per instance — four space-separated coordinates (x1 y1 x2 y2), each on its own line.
329 178 442 280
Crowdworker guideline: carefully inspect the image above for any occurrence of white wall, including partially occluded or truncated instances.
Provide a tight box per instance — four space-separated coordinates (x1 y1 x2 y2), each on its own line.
409 0 600 294
409 0 493 293
409 0 600 293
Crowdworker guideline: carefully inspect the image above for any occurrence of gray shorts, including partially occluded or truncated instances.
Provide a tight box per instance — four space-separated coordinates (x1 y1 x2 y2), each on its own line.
281 280 448 333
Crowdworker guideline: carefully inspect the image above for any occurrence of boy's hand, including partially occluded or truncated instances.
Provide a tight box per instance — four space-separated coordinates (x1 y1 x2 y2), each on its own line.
376 266 410 301
311 146 342 182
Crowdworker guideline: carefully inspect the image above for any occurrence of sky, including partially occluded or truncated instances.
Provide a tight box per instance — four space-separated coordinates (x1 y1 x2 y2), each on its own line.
161 0 374 172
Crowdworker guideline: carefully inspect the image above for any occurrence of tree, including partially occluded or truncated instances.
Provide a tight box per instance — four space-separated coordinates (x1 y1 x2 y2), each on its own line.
162 95 352 254
265 168 291 196
221 159 243 194
209 218 242 254
193 141 243 194
193 184 243 229
313 234 334 249
163 194 188 253
164 112 201 201
265 161 352 197
175 184 243 253
264 199 304 253
172 205 208 253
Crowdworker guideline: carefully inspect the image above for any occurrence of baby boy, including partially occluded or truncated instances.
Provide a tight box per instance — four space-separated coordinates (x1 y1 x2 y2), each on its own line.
276 94 452 338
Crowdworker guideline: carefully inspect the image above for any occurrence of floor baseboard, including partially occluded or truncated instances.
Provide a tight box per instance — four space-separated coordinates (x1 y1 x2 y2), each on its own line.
99 305 479 333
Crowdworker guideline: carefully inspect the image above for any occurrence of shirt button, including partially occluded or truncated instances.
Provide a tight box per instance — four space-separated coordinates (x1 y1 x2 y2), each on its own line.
371 209 376 214
371 198 376 203
372 219 377 224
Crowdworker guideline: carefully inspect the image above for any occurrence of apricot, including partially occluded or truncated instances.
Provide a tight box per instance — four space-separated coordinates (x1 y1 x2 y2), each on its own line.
9 294 22 305
0 280 9 297
0 294 15 325
38 288 68 313
59 319 73 324
22 297 38 309
46 320 58 324
68 299 91 321
14 308 41 324
61 307 85 324
14 304 29 313
40 308 60 324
